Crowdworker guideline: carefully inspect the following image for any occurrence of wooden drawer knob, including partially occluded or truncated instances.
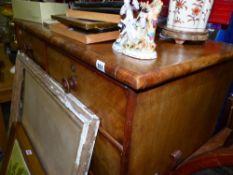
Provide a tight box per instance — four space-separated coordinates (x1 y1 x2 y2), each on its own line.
18 29 22 35
62 76 77 93
170 149 182 162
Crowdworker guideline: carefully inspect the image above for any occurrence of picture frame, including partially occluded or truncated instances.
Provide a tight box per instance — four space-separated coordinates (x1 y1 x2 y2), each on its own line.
1 122 45 175
9 52 100 175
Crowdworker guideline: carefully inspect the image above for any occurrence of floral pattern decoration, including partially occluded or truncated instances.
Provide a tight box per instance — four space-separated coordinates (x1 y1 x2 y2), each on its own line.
170 0 213 25
174 0 187 13
170 0 187 24
187 0 203 24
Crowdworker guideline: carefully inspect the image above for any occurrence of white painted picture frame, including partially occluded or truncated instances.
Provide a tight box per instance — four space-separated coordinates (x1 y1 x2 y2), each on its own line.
9 52 99 175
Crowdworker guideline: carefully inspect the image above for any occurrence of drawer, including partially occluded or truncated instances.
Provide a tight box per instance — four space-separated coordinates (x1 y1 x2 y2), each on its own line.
28 34 47 70
17 28 47 70
47 47 127 144
16 28 30 53
90 131 122 175
15 25 25 52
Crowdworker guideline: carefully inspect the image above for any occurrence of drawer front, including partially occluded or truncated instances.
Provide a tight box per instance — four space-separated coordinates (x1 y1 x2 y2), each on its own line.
15 25 25 52
28 34 47 70
90 132 122 175
47 47 127 144
17 28 47 70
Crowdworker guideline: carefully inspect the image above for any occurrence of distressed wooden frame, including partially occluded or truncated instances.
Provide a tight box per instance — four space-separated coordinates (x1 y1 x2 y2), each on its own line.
1 122 45 175
9 52 99 175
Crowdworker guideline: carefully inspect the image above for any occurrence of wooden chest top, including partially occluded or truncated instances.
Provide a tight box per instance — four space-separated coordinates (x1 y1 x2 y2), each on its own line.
15 20 233 90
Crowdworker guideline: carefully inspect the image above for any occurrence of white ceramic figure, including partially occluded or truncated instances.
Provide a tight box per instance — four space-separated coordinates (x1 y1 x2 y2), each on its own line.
119 0 138 41
167 0 214 32
113 0 163 60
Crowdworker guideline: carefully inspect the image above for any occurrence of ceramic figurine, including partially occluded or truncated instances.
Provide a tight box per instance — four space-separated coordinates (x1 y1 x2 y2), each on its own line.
162 0 214 44
113 0 163 60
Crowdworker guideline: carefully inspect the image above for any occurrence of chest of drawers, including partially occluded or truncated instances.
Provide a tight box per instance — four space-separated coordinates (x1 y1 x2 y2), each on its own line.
14 20 233 175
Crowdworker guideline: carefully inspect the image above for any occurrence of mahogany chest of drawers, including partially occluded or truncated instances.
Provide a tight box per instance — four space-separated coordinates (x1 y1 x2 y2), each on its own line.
14 20 233 175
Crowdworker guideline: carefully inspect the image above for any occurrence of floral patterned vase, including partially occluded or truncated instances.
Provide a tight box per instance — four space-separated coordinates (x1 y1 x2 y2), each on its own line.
167 0 214 32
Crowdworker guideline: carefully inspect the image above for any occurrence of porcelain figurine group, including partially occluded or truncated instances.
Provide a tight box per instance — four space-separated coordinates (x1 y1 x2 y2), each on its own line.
113 0 163 60
113 0 214 60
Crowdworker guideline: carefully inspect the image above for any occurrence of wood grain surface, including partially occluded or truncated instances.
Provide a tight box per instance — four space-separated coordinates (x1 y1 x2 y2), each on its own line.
14 20 233 90
128 61 233 175
90 132 122 175
50 23 119 44
47 47 127 144
14 20 233 175
0 43 13 103
66 9 121 23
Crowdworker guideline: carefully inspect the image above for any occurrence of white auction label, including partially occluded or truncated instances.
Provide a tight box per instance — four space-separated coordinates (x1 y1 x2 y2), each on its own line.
25 149 33 155
96 60 105 73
